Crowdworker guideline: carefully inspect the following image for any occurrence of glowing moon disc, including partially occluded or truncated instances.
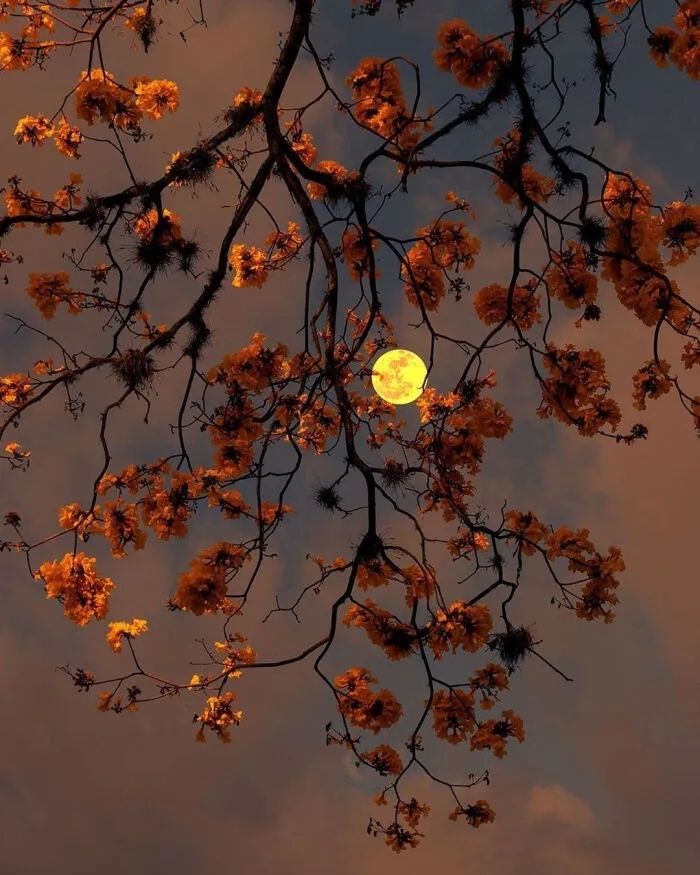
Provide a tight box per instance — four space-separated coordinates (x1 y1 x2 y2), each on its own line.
371 349 427 405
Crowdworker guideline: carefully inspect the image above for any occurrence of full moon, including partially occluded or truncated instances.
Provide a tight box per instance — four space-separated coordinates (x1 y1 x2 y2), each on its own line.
371 349 428 405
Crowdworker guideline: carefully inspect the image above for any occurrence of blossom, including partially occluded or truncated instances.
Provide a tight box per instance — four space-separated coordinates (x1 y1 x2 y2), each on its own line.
631 358 673 411
52 119 83 159
434 18 510 90
228 243 269 288
20 4 55 37
106 618 149 653
426 688 477 744
26 271 85 319
448 800 496 827
342 598 420 661
503 509 549 556
0 31 36 70
193 691 243 744
333 667 403 733
14 114 54 145
133 207 183 245
469 662 510 710
425 601 493 660
360 743 404 777
306 160 360 200
400 242 446 312
58 502 102 541
34 552 115 626
0 372 33 407
74 69 129 125
544 241 599 310
133 77 179 119
470 709 525 758
101 500 148 558
341 225 381 280
660 200 700 265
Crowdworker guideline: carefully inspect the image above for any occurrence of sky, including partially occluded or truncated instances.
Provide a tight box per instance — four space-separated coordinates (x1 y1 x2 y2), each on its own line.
0 0 699 872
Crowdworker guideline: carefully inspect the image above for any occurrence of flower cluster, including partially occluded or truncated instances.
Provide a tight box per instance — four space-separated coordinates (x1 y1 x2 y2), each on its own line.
172 541 252 616
491 128 556 208
333 667 403 734
502 509 550 557
648 0 700 79
74 69 178 127
434 18 510 90
26 270 85 318
194 692 243 744
227 222 303 288
424 601 493 660
536 342 622 437
400 216 481 312
469 709 525 758
341 225 381 281
106 618 149 653
305 159 363 201
543 240 600 316
472 279 543 331
345 57 433 174
0 372 33 407
342 598 420 661
34 552 115 627
545 526 625 622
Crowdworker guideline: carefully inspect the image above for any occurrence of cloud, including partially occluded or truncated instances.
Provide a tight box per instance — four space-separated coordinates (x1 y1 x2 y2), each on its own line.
525 783 596 830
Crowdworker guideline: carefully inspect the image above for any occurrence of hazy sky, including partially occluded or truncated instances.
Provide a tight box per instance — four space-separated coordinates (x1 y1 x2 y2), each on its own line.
1 1 698 872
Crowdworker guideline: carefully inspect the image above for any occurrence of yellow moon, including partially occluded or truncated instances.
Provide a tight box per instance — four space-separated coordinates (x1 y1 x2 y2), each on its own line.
371 349 427 405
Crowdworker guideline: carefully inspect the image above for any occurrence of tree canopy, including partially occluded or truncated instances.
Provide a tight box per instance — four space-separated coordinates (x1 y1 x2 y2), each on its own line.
1 0 699 854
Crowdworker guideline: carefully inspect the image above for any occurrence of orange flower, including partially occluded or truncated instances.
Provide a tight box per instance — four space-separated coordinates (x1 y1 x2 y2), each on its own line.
469 662 510 710
52 119 83 159
132 77 179 120
101 500 148 558
58 502 102 540
172 562 228 616
470 709 525 758
106 618 148 653
448 799 496 827
544 241 599 310
660 200 700 265
193 692 243 744
288 129 317 166
360 743 404 777
34 552 115 626
400 242 446 311
631 358 673 410
74 69 130 125
228 243 269 288
306 160 359 200
14 114 54 145
264 220 303 264
426 688 477 744
20 4 55 37
434 19 510 90
26 271 85 319
0 31 36 70
133 207 183 244
340 225 381 280
342 598 419 661
333 667 403 733
0 372 34 407
415 218 481 271
426 601 493 659
344 57 431 171
503 509 548 556
356 558 393 590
